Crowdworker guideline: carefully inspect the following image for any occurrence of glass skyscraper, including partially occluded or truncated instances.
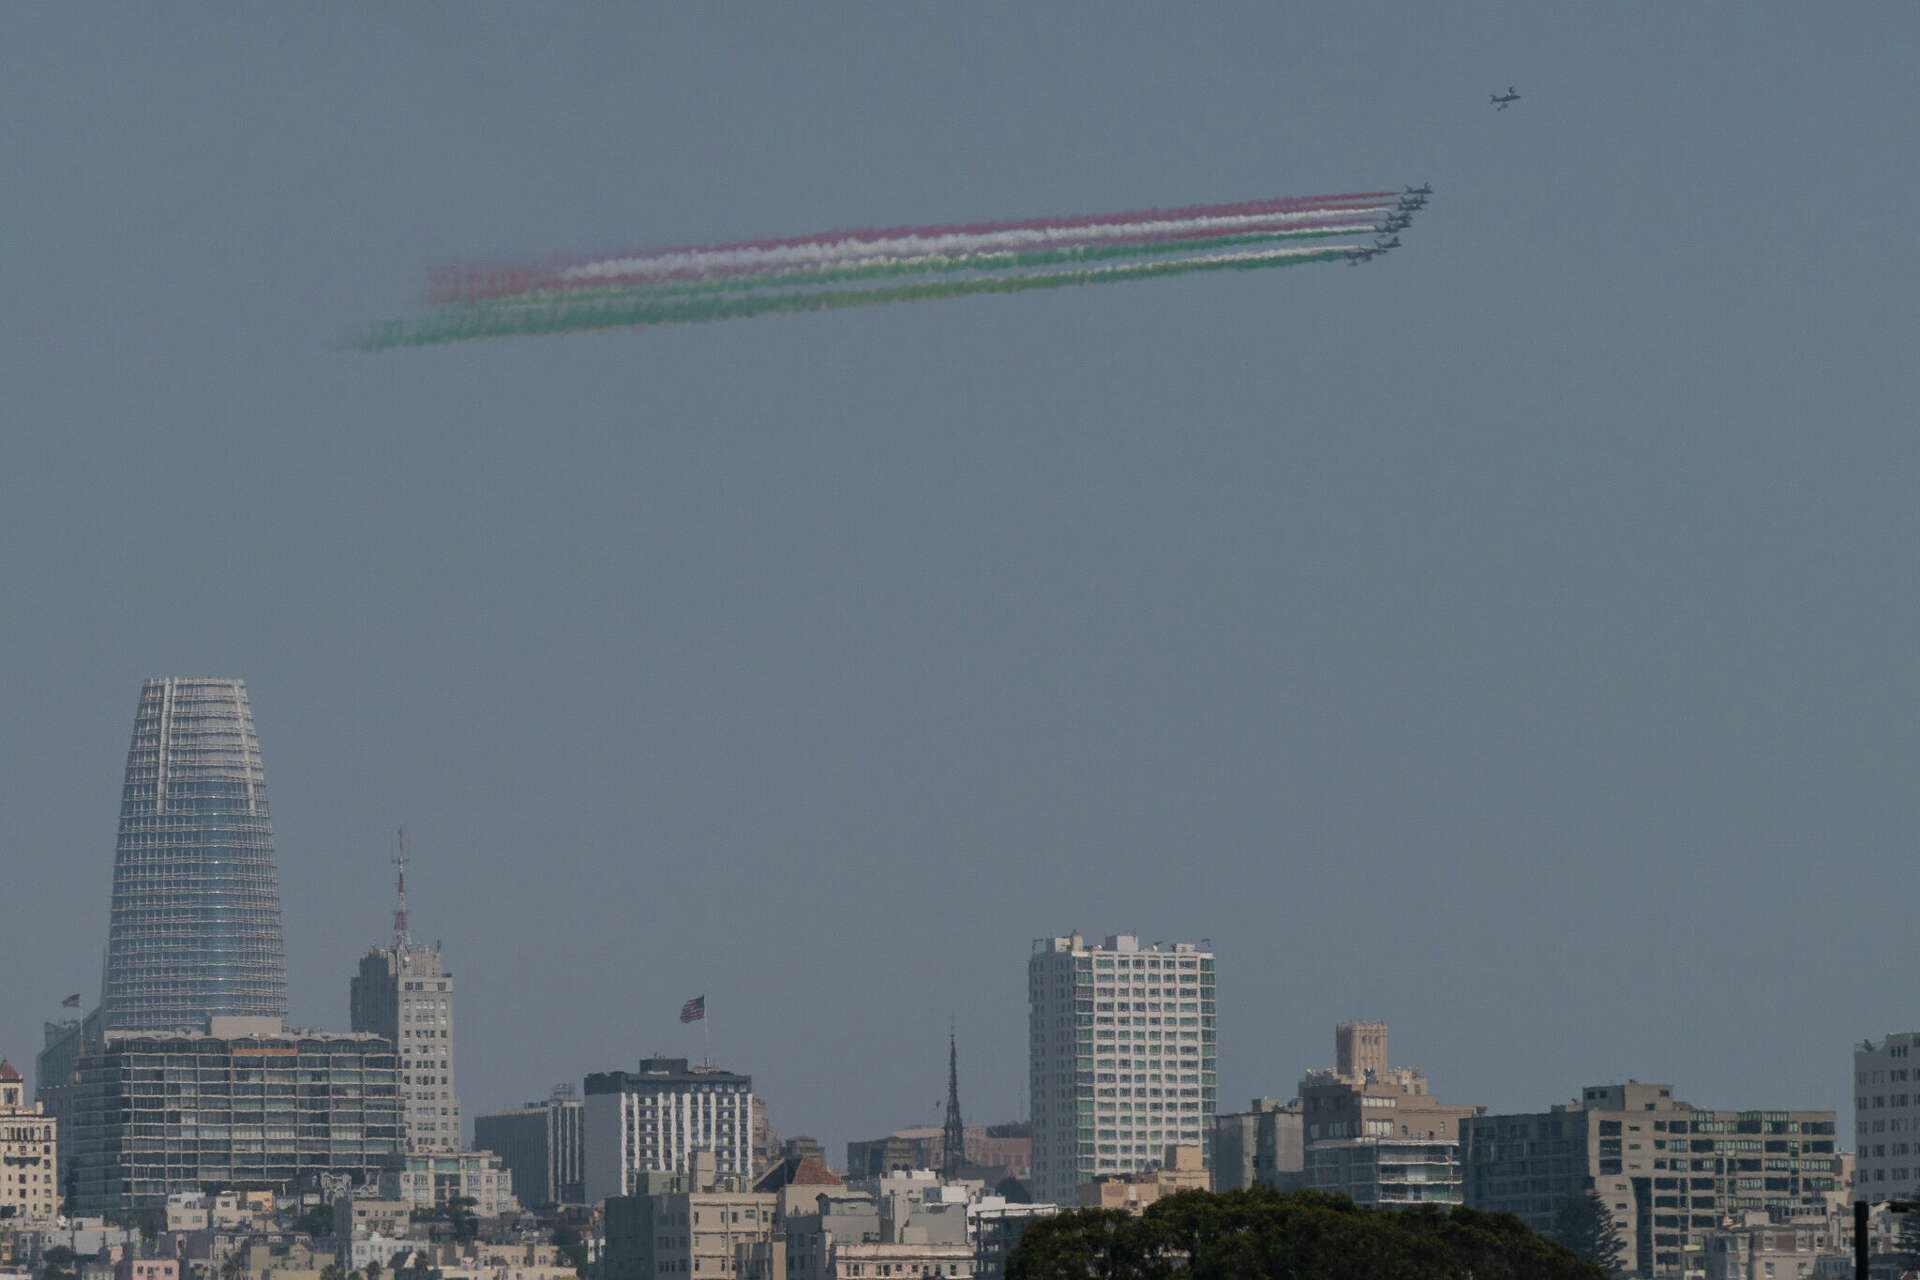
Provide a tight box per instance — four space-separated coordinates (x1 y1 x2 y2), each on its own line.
100 677 288 1031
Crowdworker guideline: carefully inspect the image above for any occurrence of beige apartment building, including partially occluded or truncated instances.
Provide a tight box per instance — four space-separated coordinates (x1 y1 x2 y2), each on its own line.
1462 1082 1840 1280
1076 1145 1208 1213
1299 1022 1480 1145
0 1060 59 1221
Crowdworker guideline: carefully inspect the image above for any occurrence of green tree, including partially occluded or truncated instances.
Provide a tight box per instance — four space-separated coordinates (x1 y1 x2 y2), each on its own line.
1551 1189 1628 1277
297 1205 337 1240
43 1245 79 1280
552 1224 589 1278
1008 1188 1607 1280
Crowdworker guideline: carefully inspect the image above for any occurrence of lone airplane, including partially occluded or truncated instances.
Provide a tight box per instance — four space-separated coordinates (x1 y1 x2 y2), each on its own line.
1490 87 1520 110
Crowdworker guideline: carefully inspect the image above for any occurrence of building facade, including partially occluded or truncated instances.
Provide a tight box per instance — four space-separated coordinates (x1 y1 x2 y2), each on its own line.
603 1154 780 1280
380 1150 517 1216
64 1019 401 1214
584 1059 756 1204
1305 1136 1462 1206
474 1096 586 1206
1299 1022 1479 1146
0 1060 58 1221
1462 1082 1840 1280
1027 934 1216 1206
1853 1032 1920 1198
102 678 288 1033
350 944 460 1154
1212 1097 1303 1192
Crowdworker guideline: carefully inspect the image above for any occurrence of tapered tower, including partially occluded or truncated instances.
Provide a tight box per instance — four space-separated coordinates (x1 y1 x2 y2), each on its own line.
101 677 288 1031
942 1029 965 1180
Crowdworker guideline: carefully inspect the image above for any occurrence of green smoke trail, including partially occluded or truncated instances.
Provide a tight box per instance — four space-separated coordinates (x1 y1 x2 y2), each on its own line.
357 246 1350 350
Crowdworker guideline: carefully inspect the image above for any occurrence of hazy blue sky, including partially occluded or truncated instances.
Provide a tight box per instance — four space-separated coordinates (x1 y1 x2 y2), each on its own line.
4 4 1918 1158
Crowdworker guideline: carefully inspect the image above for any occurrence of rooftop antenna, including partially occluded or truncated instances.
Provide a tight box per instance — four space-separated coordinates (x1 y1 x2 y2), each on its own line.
392 827 411 952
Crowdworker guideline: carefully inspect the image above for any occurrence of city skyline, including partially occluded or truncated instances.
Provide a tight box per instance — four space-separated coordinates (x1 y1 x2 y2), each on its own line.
6 3 1918 1166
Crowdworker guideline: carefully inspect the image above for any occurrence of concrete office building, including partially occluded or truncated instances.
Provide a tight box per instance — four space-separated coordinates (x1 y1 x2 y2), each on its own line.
1852 1032 1920 1197
1027 933 1216 1206
64 1018 400 1215
1305 1136 1462 1206
1212 1097 1303 1192
0 1060 58 1221
475 1095 586 1206
1462 1082 1839 1280
102 678 288 1033
584 1058 756 1203
350 846 460 1155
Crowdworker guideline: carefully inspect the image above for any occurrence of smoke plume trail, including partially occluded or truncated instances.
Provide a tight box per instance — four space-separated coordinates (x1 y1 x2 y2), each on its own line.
360 186 1427 348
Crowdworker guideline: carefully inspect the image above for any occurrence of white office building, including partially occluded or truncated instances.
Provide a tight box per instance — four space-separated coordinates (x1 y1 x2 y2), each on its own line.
1028 933 1217 1206
583 1057 755 1204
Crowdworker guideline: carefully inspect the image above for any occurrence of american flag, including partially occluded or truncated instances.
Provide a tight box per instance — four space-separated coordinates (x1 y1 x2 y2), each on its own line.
679 995 706 1024
62 993 81 1008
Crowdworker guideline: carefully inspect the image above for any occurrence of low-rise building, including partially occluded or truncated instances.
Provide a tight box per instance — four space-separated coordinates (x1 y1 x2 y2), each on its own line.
0 1060 58 1222
1702 1217 1842 1280
1075 1146 1207 1213
381 1151 519 1217
602 1152 778 1280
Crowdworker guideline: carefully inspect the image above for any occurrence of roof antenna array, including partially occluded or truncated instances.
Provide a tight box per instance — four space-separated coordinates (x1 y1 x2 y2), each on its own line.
392 827 411 951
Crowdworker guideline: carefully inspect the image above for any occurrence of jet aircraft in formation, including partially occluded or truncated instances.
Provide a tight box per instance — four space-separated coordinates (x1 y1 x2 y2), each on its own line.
1350 185 1430 264
1490 86 1520 110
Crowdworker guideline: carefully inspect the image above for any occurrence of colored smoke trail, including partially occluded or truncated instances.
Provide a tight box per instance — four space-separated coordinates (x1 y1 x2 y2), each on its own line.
361 187 1425 349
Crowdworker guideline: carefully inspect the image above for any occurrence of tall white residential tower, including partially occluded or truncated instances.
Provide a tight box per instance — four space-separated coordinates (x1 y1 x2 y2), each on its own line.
1028 933 1217 1206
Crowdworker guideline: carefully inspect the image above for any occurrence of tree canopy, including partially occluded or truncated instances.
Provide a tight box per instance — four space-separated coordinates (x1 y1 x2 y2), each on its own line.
1550 1190 1628 1277
1007 1188 1608 1280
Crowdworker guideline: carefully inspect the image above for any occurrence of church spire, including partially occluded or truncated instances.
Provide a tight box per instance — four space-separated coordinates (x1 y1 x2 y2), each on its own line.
942 1025 965 1180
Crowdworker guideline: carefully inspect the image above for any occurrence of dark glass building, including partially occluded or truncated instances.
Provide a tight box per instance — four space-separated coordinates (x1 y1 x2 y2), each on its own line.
102 677 288 1032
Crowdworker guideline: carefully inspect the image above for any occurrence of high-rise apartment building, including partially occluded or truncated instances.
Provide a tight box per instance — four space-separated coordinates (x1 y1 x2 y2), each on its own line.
1462 1082 1840 1280
102 677 288 1032
1027 933 1216 1207
349 842 461 1154
583 1058 756 1204
64 1018 400 1215
475 1094 586 1206
0 1060 58 1221
1853 1032 1920 1197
